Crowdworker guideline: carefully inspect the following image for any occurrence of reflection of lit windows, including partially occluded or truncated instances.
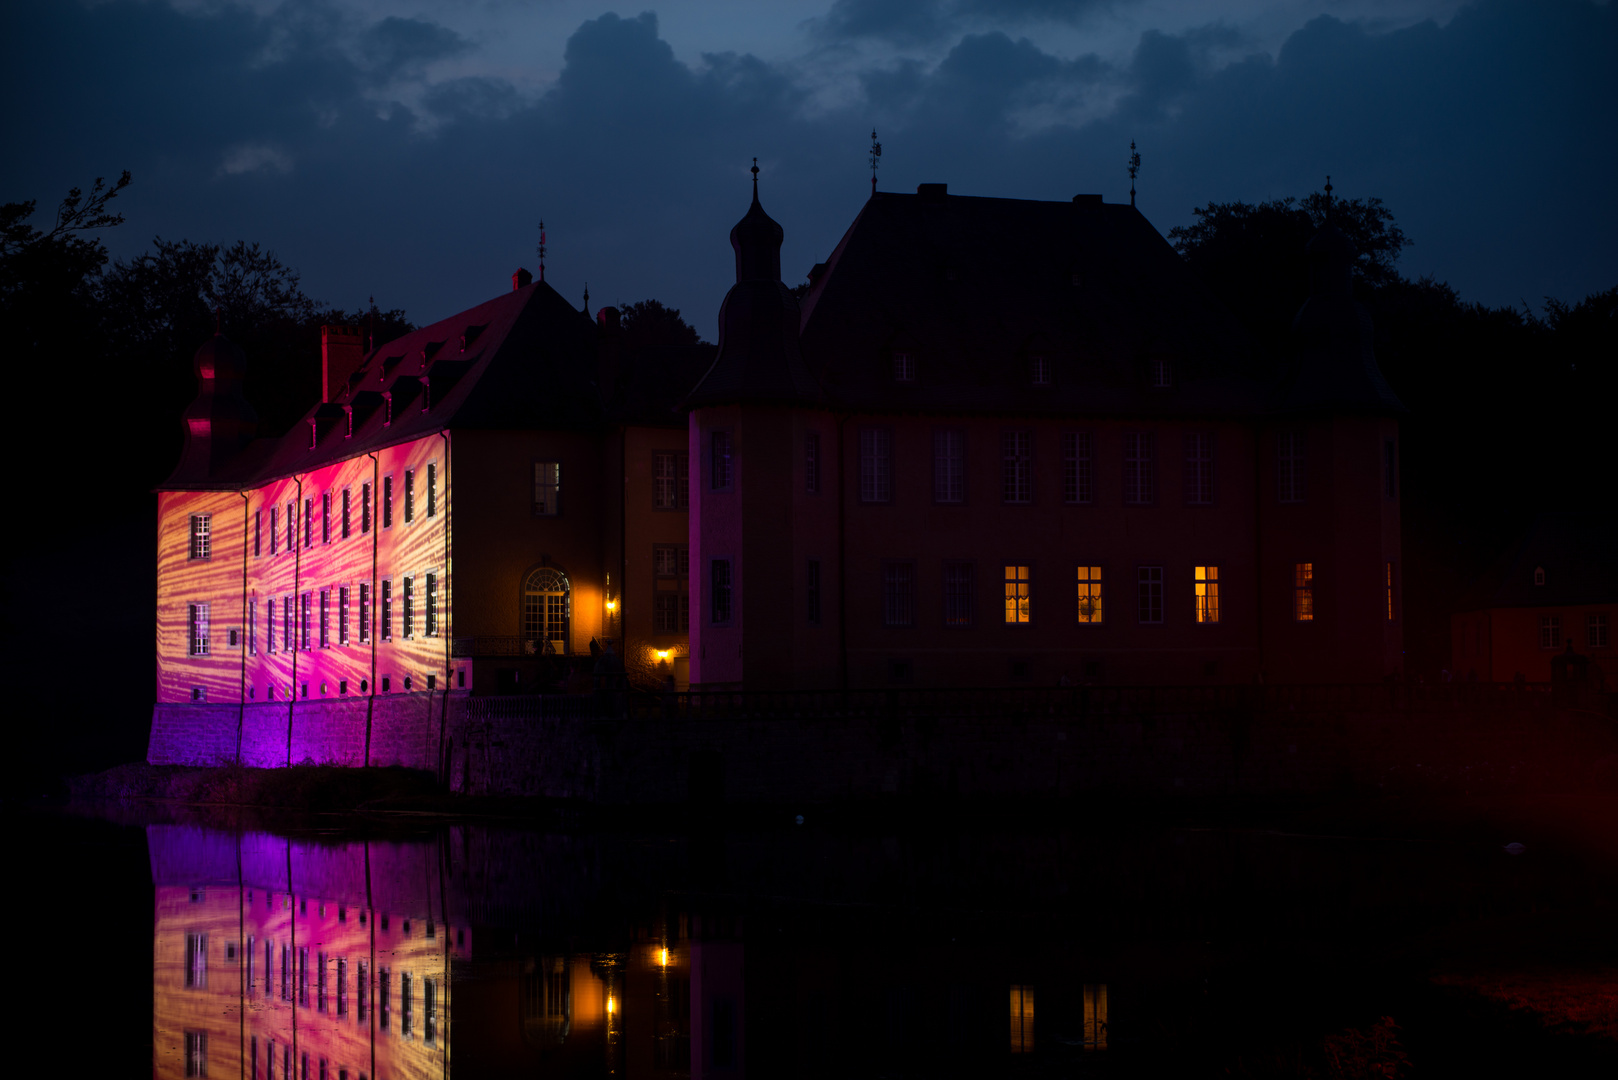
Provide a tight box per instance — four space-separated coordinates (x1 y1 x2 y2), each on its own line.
1195 566 1219 623
1004 565 1031 624
188 603 210 656
184 934 207 989
1294 563 1314 621
1076 566 1103 624
944 561 974 627
188 514 211 560
1540 615 1561 649
1082 983 1109 1050
1138 566 1163 624
183 1031 206 1077
1009 984 1034 1053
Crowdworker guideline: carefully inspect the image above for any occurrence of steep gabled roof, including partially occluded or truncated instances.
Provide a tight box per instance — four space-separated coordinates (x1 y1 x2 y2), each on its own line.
796 189 1265 417
1461 513 1618 611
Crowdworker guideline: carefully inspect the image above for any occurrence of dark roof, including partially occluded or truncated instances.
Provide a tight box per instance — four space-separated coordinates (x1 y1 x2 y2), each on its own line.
1460 513 1618 611
796 189 1268 417
161 280 602 490
1282 224 1404 415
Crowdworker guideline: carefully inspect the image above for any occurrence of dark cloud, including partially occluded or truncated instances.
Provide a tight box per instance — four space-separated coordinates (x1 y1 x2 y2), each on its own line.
361 15 471 81
811 0 1122 45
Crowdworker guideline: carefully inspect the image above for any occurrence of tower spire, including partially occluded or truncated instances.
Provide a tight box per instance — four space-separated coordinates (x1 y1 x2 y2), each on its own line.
1128 140 1141 207
869 128 882 196
537 218 547 283
751 157 759 200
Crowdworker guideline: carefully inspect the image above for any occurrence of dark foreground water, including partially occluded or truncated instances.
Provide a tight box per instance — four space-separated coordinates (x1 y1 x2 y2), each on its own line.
15 799 1618 1078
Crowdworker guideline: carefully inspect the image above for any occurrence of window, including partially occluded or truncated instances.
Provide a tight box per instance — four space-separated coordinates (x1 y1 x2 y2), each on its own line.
357 962 368 1022
1294 563 1314 621
424 977 438 1044
380 579 392 641
711 560 732 623
806 559 821 625
184 1031 207 1078
859 428 892 503
254 510 262 557
403 469 415 523
286 501 295 550
282 594 293 652
1004 565 1031 624
189 514 212 560
943 562 973 627
379 968 390 1031
653 545 689 634
301 593 312 649
1003 430 1032 503
653 451 689 510
1010 985 1035 1054
321 492 331 543
337 958 347 1017
248 601 257 655
342 489 351 539
425 573 438 636
934 429 964 503
1063 432 1093 504
1534 566 1545 587
1540 615 1561 649
1384 439 1398 499
383 476 394 528
402 576 415 638
1590 614 1610 648
882 562 915 627
426 462 437 517
1195 566 1219 623
893 350 915 382
361 482 372 534
1076 566 1103 624
1149 357 1172 388
533 462 560 515
1031 354 1051 386
804 433 820 495
188 603 210 656
267 599 276 654
1278 432 1305 503
304 498 313 548
523 568 570 653
1387 562 1396 621
710 431 733 490
358 584 369 643
402 972 413 1038
1124 433 1155 504
319 590 330 648
270 506 279 555
1081 984 1108 1051
1138 566 1163 624
338 587 350 645
185 932 208 988
1185 433 1213 505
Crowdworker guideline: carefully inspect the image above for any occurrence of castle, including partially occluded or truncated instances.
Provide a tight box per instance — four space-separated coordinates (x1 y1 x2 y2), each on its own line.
151 177 1404 764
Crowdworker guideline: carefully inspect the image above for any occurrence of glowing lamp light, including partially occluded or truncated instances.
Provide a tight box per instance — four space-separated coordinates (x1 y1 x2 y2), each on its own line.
606 995 616 1015
656 650 671 663
659 947 669 966
605 598 617 613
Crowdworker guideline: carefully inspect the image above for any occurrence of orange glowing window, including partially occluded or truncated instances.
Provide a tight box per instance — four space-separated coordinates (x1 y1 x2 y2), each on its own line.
1195 566 1219 623
1010 984 1035 1053
1076 566 1103 623
1082 983 1108 1050
1294 563 1314 621
1004 565 1031 623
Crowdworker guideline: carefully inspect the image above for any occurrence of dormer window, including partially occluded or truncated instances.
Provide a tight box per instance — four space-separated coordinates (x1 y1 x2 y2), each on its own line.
1031 355 1051 386
1149 358 1172 388
893 351 915 383
1534 566 1545 586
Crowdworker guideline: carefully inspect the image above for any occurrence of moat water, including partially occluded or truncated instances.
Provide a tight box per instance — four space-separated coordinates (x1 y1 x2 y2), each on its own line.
17 800 1618 1077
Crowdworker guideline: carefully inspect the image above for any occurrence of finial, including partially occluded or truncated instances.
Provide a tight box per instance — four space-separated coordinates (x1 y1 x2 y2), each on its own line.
537 218 547 283
1128 140 1141 208
1323 175 1333 223
583 282 589 312
869 128 882 196
751 157 759 198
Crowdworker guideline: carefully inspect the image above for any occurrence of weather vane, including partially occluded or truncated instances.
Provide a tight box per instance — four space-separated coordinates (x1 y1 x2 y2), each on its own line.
869 128 882 196
537 219 547 283
583 281 590 313
1128 141 1141 207
751 157 759 196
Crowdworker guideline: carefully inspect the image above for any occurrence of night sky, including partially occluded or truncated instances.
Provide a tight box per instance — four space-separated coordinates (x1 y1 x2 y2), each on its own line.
3 0 1613 340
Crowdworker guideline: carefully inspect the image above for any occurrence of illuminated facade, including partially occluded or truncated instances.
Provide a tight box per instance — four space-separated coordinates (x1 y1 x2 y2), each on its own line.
686 183 1406 689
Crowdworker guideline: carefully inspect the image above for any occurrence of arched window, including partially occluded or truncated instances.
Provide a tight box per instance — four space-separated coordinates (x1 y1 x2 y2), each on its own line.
523 568 570 655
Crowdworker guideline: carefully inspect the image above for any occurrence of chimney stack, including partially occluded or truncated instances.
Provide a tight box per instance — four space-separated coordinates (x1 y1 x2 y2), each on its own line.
321 325 365 404
513 267 533 291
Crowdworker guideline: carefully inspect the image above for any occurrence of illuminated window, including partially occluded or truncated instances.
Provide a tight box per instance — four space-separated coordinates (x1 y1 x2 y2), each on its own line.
183 1031 207 1077
883 561 915 627
1386 562 1396 621
188 603 210 656
1004 565 1031 624
1195 566 1219 623
338 587 350 646
934 429 965 503
185 934 208 988
1138 567 1163 624
382 477 393 529
1081 983 1108 1050
403 469 415 523
1124 432 1155 504
361 483 372 533
710 560 732 623
188 514 212 560
1031 354 1051 385
426 462 437 517
341 489 351 538
1294 563 1314 621
270 506 279 555
1010 985 1035 1053
402 576 415 638
654 451 689 509
1076 566 1103 623
301 592 312 650
248 600 257 655
532 462 560 515
1003 430 1032 504
1063 432 1093 504
380 579 392 641
860 428 892 503
524 568 570 652
804 433 820 495
254 509 262 557
807 559 822 625
321 492 331 543
319 589 330 648
1278 432 1305 503
425 573 438 637
1540 615 1560 649
1185 433 1213 505
710 431 733 490
943 562 973 626
1590 614 1609 648
893 350 915 382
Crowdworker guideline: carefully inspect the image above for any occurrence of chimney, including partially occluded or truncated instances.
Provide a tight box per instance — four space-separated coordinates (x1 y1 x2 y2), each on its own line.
321 325 365 404
513 267 533 291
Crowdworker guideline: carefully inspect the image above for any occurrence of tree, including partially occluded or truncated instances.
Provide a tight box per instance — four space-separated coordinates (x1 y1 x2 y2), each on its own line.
617 298 707 348
1 171 130 357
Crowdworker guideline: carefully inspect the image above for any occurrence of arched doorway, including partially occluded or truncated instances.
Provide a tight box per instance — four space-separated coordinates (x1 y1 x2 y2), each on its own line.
523 567 570 655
